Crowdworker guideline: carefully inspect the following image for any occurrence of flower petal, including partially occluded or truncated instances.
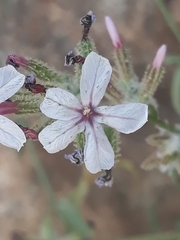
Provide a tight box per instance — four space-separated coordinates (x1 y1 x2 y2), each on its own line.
84 121 114 174
38 119 85 154
0 65 25 103
95 103 148 134
40 88 82 120
0 115 26 151
80 52 112 107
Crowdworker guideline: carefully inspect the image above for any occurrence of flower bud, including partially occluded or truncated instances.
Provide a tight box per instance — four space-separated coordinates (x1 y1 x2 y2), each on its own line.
0 101 18 115
18 125 38 140
6 54 29 69
105 16 123 49
152 45 167 70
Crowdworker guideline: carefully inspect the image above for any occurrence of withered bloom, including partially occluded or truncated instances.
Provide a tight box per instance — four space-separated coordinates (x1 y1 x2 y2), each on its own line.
64 51 85 66
64 149 84 165
25 74 46 94
80 10 96 41
95 169 113 187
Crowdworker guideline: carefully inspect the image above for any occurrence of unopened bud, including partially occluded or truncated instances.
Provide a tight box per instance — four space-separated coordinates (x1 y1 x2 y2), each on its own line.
18 125 38 140
152 45 167 70
6 54 29 69
0 101 18 115
105 16 123 49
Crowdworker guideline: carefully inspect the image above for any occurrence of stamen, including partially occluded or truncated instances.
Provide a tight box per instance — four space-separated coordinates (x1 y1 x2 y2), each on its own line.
83 106 91 115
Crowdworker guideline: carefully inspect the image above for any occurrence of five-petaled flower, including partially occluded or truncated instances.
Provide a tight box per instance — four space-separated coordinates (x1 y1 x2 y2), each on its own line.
38 52 148 174
0 65 26 151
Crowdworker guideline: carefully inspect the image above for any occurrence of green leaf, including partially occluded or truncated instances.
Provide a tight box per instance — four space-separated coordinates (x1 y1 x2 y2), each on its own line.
148 105 158 120
171 67 180 116
40 217 55 240
165 55 180 65
57 198 92 238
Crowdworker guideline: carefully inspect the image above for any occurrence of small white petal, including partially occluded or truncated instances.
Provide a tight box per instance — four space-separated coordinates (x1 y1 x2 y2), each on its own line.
0 65 25 103
95 103 148 134
80 52 112 107
0 115 26 151
40 88 82 120
84 121 114 174
38 119 85 154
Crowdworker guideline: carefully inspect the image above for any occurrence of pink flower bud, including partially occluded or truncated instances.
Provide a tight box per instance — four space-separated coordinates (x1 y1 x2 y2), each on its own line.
105 16 123 49
152 45 167 70
19 125 38 140
6 54 29 69
0 101 18 115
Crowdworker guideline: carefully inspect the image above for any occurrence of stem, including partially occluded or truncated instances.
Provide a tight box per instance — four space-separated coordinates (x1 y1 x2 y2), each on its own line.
148 113 180 135
28 142 92 238
155 0 180 43
117 231 180 240
28 141 57 207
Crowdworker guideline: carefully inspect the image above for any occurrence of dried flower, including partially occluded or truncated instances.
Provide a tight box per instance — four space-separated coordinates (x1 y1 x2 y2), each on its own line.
25 74 36 85
0 65 26 150
24 73 46 94
28 84 46 94
64 149 84 165
80 11 96 41
105 16 123 49
64 51 85 66
95 169 113 187
38 52 148 174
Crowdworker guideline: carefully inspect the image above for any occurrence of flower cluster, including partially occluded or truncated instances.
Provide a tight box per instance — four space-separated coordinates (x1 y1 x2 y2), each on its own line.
0 11 170 186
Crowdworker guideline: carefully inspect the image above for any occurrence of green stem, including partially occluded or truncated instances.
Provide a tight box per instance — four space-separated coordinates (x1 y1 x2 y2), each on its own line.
155 0 180 43
28 141 57 206
148 113 180 135
28 142 92 238
117 231 180 240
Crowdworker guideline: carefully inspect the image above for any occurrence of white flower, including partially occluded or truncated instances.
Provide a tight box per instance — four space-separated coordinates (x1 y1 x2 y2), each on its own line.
39 52 148 174
159 160 180 176
0 65 26 151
